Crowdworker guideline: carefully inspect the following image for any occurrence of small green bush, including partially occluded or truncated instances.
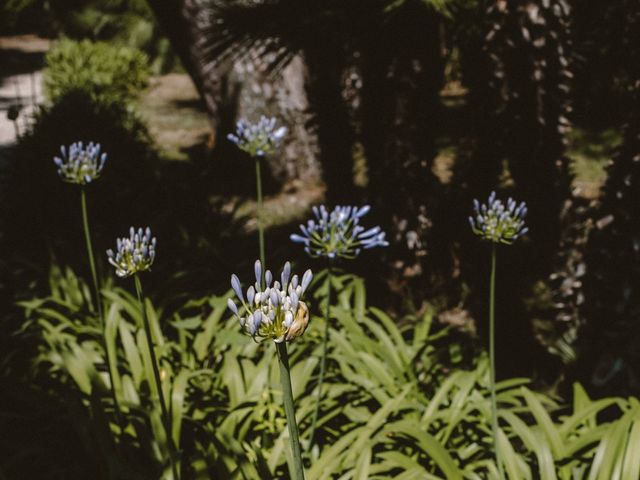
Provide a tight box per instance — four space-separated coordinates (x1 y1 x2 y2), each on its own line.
44 39 149 105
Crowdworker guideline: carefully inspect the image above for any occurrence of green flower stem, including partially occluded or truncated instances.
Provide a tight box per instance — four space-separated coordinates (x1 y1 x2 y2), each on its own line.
81 188 102 321
255 156 266 279
489 244 504 480
80 188 123 428
276 342 305 480
134 276 180 480
308 264 332 449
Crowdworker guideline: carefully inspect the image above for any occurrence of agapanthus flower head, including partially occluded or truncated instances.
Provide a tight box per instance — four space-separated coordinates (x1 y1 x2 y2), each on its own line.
228 260 312 343
290 205 388 260
227 116 287 157
469 191 528 245
106 227 157 278
53 141 107 185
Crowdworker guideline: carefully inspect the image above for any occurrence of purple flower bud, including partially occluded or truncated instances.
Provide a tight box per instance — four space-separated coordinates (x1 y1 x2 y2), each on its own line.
359 226 381 238
281 261 291 287
254 260 262 285
270 289 280 307
290 290 299 312
248 311 262 335
301 269 313 293
227 298 239 316
284 311 294 328
231 274 244 301
273 126 287 141
290 234 309 244
356 205 371 218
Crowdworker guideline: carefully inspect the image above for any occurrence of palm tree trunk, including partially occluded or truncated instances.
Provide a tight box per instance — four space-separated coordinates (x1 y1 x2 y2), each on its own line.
361 4 445 296
580 1 640 394
147 0 321 185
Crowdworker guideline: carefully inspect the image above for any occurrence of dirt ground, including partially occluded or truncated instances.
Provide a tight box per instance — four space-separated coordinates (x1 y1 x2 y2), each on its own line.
138 73 211 160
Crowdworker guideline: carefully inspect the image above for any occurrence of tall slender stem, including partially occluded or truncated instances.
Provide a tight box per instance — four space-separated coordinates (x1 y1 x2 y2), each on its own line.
308 264 332 449
276 342 305 480
255 156 266 274
489 244 504 480
81 188 122 428
81 188 102 321
134 276 180 480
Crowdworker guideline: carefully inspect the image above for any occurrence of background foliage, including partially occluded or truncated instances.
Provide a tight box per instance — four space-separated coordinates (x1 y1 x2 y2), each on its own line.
6 268 640 479
1 0 176 73
43 39 149 105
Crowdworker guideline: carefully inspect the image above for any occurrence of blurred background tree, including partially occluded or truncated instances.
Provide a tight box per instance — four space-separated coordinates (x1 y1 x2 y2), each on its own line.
578 0 640 396
0 0 177 72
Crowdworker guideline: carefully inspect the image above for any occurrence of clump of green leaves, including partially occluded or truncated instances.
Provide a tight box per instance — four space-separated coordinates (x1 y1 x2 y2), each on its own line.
44 39 149 106
18 266 640 479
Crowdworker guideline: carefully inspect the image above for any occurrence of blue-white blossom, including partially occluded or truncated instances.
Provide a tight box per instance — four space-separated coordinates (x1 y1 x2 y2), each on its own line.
469 191 528 245
228 260 312 343
290 205 388 259
107 227 157 278
53 141 107 185
227 116 287 157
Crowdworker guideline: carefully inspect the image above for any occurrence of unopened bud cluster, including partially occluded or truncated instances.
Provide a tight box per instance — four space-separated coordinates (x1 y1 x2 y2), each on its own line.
228 260 312 343
106 227 157 278
469 191 528 245
53 141 107 185
227 116 287 157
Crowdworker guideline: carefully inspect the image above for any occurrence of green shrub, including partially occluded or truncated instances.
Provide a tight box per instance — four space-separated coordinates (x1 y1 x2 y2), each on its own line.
43 39 149 105
51 0 179 73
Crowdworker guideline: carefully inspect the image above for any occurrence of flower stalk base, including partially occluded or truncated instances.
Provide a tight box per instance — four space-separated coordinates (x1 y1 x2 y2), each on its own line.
489 245 504 480
276 342 305 480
